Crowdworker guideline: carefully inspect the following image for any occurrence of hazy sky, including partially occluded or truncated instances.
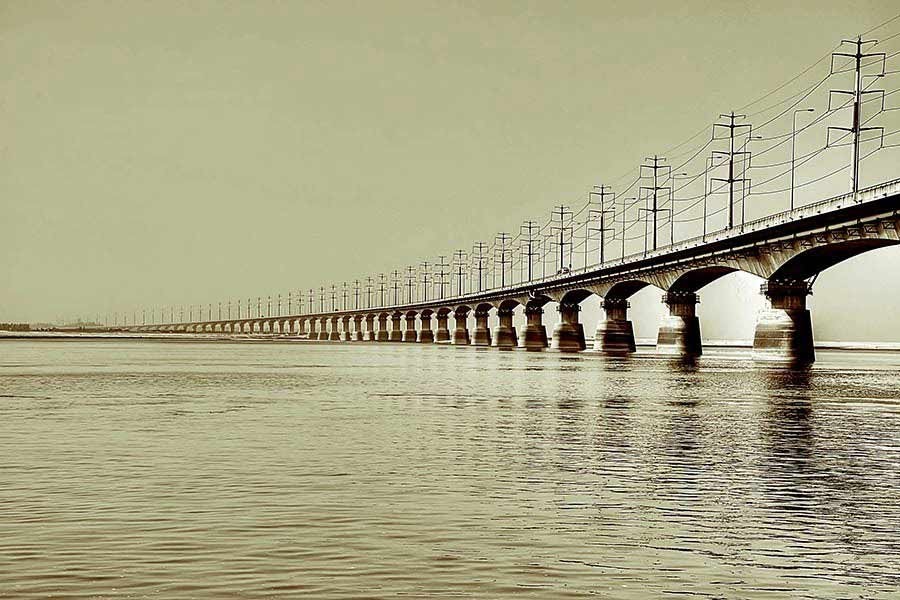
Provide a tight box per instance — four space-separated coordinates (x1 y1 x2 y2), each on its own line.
2 1 899 341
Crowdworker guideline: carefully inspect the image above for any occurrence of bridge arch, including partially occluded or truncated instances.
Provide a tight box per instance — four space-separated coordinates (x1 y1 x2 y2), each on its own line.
770 238 900 281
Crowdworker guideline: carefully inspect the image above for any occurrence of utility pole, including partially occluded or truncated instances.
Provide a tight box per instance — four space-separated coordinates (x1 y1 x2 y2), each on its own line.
435 255 449 300
472 242 488 292
228 300 232 320
550 205 573 273
354 279 361 309
276 294 281 317
829 37 885 200
452 250 468 296
494 233 512 287
405 266 416 303
287 292 292 315
519 221 540 282
319 287 325 313
420 261 430 301
330 285 337 312
588 186 616 265
639 156 672 250
669 173 688 244
378 273 387 307
341 282 348 311
391 270 401 305
365 277 374 308
267 296 272 317
218 302 222 320
711 114 752 229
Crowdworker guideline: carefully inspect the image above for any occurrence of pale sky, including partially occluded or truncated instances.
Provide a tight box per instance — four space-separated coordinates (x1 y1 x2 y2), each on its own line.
2 1 899 341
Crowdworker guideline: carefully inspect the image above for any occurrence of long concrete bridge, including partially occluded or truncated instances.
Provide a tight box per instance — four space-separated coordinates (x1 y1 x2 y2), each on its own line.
129 179 900 363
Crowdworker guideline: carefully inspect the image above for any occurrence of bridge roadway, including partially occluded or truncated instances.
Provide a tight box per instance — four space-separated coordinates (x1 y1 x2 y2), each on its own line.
132 179 900 363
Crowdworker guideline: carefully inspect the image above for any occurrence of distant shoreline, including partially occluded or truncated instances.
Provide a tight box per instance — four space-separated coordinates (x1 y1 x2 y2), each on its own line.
3 332 900 352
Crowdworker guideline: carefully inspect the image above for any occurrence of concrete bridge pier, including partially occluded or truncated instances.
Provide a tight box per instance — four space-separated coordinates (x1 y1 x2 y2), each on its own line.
435 311 451 343
352 315 364 341
522 306 548 350
341 315 352 341
318 318 330 340
365 314 377 341
389 312 403 342
551 302 586 351
492 307 518 349
595 297 636 353
753 280 814 363
329 316 342 341
472 308 491 346
418 312 434 343
453 308 470 345
657 292 702 356
402 312 418 342
376 314 389 341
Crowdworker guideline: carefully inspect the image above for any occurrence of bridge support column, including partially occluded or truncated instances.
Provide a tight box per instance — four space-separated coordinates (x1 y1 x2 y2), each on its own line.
551 302 586 352
376 314 389 342
492 307 518 349
753 280 814 363
329 316 341 341
435 312 451 343
318 318 330 340
389 313 403 342
595 297 636 353
418 313 434 343
402 313 418 342
365 315 376 341
352 315 364 341
341 316 352 341
472 308 491 346
522 306 548 350
453 308 470 345
657 292 702 356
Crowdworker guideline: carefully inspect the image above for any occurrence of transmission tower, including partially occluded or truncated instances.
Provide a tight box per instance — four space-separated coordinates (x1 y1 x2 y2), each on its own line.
587 185 616 266
452 250 468 296
519 220 540 282
435 255 449 300
710 115 751 230
420 261 431 301
472 242 488 292
550 205 573 273
828 37 885 199
494 233 512 287
639 156 672 249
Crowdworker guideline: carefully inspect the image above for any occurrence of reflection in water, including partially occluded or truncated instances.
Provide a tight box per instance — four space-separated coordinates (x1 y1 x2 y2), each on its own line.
1 340 900 598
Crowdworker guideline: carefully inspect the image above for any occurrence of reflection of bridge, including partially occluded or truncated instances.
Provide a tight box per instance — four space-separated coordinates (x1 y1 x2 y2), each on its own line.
130 179 900 363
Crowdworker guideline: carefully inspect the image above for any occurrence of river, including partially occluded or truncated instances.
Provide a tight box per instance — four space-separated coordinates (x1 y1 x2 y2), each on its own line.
2 339 899 598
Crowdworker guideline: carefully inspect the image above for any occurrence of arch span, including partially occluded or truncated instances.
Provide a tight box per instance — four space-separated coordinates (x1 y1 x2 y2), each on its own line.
771 239 899 281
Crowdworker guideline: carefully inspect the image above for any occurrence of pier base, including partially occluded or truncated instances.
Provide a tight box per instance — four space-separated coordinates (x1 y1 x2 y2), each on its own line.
435 313 451 343
753 280 814 363
522 305 548 350
453 308 470 345
472 308 491 346
389 313 403 342
656 292 702 356
492 307 518 349
551 302 586 352
595 297 636 353
376 315 389 342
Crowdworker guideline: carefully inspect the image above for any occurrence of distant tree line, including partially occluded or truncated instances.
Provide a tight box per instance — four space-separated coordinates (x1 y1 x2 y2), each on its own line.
0 323 30 331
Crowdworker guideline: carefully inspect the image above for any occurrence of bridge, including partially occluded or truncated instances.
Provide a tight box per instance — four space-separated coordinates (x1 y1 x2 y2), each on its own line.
125 179 900 363
106 35 900 364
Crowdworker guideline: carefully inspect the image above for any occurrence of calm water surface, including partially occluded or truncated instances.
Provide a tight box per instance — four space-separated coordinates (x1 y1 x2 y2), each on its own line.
1 339 900 599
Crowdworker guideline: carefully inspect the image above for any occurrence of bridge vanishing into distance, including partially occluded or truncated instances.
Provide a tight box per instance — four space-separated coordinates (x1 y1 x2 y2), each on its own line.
101 34 900 364
125 179 900 363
